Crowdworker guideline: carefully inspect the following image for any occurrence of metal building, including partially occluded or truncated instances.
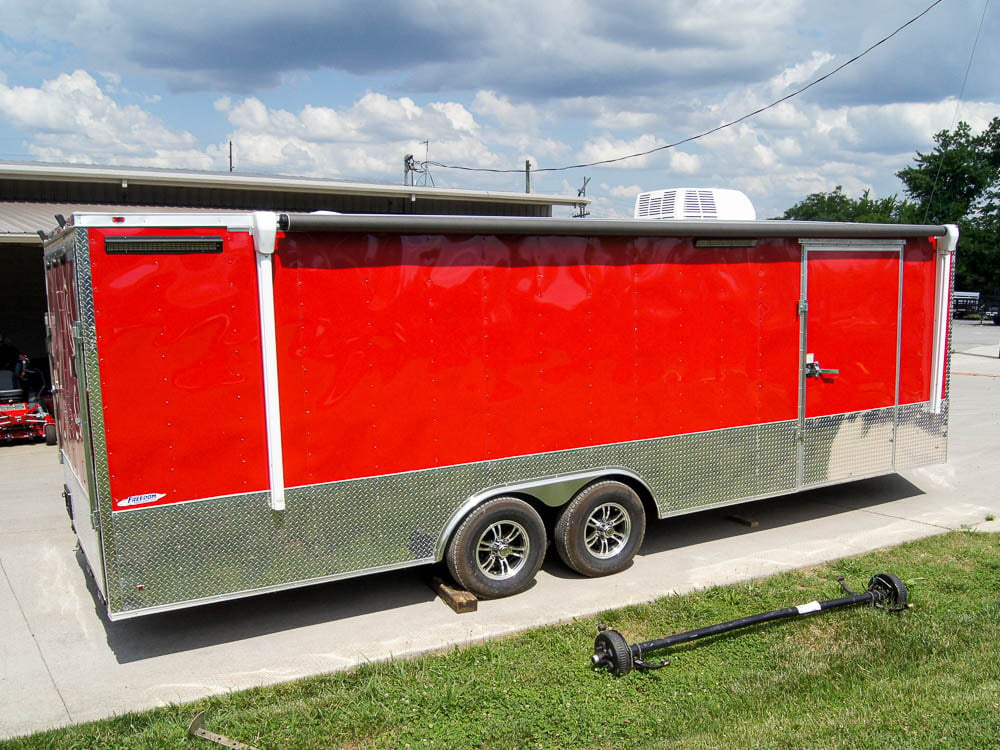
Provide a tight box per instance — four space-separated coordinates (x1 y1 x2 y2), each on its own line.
0 161 587 364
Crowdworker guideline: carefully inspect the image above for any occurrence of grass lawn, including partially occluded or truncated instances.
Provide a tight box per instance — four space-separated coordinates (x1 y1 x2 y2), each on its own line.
4 529 998 749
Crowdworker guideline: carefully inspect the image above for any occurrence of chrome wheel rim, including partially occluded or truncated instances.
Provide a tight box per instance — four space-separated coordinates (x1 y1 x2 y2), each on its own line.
476 520 530 580
584 502 631 559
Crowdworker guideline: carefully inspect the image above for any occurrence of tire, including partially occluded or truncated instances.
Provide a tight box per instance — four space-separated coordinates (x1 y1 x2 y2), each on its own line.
593 629 633 676
446 497 546 599
44 424 57 446
554 480 645 577
869 572 908 610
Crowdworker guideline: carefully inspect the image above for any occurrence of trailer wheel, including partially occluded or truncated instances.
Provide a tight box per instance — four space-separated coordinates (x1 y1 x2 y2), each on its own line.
446 497 546 599
554 480 645 577
44 424 57 446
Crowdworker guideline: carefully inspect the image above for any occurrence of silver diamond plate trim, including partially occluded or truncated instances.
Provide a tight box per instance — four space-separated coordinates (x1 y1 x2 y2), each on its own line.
73 228 120 607
97 401 952 617
106 419 805 616
894 401 948 470
648 422 798 513
803 407 895 485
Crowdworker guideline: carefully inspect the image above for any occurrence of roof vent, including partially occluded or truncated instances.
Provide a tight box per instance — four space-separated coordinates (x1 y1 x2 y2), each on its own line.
634 188 755 221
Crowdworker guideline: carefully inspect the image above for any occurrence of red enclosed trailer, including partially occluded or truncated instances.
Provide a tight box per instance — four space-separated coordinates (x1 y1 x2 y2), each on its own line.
43 211 956 619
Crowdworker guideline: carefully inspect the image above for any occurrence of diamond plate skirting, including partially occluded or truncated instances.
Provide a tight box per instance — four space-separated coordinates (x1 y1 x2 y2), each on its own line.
105 420 791 615
803 408 896 485
894 401 948 470
100 399 948 618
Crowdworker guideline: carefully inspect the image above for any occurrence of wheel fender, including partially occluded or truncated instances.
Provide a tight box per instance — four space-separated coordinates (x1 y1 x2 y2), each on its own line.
434 468 653 560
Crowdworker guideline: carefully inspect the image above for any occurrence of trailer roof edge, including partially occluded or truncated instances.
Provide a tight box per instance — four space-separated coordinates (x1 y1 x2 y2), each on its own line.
278 213 949 239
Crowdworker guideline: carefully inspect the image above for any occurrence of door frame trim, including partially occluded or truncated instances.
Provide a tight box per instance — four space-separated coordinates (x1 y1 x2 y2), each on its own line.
796 239 905 485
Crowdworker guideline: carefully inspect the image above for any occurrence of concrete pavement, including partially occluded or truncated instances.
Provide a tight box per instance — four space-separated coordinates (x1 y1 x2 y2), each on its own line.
2 320 998 740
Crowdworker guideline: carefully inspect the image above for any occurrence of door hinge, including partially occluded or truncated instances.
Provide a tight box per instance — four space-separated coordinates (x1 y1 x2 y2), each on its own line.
797 300 808 317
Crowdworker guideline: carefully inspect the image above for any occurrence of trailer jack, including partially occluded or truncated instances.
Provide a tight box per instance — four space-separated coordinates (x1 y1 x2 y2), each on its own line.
592 572 908 677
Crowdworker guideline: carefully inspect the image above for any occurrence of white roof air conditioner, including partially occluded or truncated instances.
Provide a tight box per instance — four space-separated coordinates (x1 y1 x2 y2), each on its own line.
634 188 756 221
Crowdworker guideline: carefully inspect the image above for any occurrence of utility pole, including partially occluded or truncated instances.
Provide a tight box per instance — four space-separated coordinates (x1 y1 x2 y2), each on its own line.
525 160 531 193
229 141 234 172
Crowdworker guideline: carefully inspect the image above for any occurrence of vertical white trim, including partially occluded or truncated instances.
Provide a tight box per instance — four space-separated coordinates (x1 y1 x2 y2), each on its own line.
252 212 285 511
929 225 958 414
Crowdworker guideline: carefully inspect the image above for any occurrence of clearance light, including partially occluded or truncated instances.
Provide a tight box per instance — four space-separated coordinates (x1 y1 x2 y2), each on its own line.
694 238 758 248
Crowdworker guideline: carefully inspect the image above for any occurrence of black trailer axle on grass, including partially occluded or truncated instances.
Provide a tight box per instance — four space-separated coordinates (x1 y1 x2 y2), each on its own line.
592 572 908 676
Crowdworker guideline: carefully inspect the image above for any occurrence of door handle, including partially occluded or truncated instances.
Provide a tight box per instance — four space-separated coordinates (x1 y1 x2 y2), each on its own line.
806 361 839 378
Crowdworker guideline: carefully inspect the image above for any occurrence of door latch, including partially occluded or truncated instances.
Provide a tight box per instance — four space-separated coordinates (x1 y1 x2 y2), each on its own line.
805 361 839 378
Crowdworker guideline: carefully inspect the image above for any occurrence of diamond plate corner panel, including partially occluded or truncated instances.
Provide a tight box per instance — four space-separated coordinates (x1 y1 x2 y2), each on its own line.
73 227 124 609
803 407 895 486
894 400 948 470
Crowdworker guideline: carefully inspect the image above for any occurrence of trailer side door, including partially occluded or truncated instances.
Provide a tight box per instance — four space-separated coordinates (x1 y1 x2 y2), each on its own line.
800 243 902 485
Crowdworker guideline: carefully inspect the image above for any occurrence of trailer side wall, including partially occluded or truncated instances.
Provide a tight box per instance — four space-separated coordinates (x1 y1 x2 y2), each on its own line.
52 218 948 618
274 233 802 485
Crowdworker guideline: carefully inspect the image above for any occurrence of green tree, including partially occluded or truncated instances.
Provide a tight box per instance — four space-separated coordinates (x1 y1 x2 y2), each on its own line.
897 119 1000 224
779 119 1000 293
778 185 910 223
897 118 1000 292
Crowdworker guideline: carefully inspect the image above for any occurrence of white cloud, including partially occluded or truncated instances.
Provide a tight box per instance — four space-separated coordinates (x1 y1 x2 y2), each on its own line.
471 91 541 131
578 134 666 169
219 93 482 147
769 51 836 96
0 0 996 223
429 102 478 135
669 151 701 175
594 109 660 131
215 93 511 179
608 184 644 199
0 70 210 167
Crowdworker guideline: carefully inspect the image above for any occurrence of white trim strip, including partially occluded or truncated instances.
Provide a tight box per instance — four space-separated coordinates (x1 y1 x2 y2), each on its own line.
930 225 959 414
252 211 286 511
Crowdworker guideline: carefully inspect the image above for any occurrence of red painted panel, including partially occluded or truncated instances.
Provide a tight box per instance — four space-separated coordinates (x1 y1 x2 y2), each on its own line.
89 229 269 511
805 251 900 417
898 240 937 405
274 233 802 485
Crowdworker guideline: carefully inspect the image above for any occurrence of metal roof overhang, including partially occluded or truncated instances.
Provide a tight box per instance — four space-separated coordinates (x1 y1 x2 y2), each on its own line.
0 202 236 244
0 162 585 207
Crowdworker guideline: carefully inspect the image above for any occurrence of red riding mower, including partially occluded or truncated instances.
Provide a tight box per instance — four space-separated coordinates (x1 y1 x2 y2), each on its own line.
0 358 56 445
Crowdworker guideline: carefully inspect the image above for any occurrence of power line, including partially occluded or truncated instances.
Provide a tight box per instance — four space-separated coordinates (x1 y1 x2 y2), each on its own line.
923 0 990 222
425 0 946 176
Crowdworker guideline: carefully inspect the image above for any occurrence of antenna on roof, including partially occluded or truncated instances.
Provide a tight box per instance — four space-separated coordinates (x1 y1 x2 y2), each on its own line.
403 142 435 187
573 177 591 219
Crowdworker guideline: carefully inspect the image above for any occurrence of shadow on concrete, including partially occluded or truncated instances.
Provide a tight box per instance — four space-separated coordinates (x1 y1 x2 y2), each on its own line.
638 473 926 557
77 550 440 664
539 473 925 582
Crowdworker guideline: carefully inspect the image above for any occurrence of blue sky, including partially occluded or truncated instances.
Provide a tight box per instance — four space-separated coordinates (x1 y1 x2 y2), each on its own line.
0 0 997 218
